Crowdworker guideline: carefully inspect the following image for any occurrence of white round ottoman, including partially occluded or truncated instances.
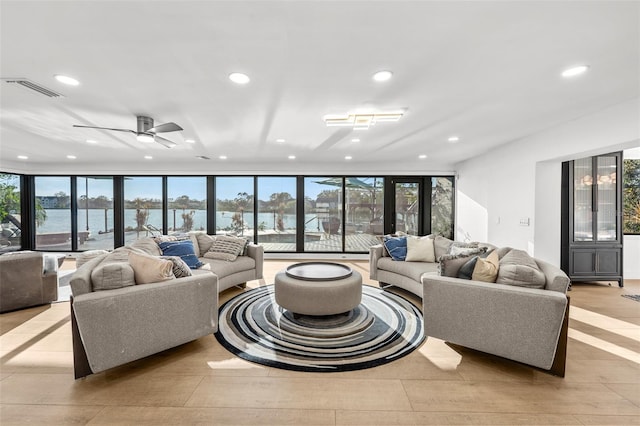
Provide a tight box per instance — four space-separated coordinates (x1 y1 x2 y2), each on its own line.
274 263 362 317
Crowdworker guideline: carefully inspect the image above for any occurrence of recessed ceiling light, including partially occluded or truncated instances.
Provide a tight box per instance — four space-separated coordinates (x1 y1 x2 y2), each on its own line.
345 155 353 160
17 155 28 160
86 139 98 144
351 138 360 143
185 139 195 144
372 70 393 82
419 154 427 159
67 155 76 159
229 72 250 84
219 155 227 160
562 65 589 78
54 74 80 86
144 155 153 160
288 155 296 160
447 136 460 143
276 138 286 143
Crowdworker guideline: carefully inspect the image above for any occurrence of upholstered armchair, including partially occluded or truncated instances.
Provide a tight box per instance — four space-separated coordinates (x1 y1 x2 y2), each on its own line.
0 251 59 313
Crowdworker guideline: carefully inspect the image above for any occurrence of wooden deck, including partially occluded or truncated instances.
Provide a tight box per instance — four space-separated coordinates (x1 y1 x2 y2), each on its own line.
259 233 379 252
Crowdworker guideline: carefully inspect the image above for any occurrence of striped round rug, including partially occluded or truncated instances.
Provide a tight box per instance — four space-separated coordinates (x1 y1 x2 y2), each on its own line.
215 285 424 372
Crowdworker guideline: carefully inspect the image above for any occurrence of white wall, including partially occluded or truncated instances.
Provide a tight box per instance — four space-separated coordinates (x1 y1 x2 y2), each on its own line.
455 98 640 277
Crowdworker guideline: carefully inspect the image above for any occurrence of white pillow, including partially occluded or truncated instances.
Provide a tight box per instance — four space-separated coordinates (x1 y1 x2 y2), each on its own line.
405 235 436 262
128 251 175 284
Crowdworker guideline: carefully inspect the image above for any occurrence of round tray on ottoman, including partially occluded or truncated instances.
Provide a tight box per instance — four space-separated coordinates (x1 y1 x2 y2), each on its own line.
275 262 362 317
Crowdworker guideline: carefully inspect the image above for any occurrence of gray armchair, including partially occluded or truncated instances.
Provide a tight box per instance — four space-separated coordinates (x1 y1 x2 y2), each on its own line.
0 251 58 313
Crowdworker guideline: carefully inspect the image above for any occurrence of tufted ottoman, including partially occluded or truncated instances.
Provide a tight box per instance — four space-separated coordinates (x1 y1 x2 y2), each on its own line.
274 262 362 317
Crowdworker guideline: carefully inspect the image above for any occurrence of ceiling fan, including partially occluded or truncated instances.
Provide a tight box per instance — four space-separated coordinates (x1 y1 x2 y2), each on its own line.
73 116 183 148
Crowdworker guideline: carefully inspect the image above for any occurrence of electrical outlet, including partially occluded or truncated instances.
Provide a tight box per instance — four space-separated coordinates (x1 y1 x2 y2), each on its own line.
519 218 530 226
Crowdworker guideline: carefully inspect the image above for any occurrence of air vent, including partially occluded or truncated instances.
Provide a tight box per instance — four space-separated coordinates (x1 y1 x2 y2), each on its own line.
2 78 64 98
196 156 211 160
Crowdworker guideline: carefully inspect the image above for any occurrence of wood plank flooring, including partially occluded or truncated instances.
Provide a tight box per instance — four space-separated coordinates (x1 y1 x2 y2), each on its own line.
1 260 639 425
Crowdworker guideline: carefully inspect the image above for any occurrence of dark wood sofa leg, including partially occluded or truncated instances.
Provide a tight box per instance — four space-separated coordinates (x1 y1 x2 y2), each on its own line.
549 296 570 377
70 296 93 379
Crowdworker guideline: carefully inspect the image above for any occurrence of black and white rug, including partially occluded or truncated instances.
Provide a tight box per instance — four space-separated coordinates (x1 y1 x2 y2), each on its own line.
215 285 425 372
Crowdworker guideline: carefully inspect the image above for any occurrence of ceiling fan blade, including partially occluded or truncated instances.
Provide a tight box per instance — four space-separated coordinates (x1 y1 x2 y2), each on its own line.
154 135 177 148
73 125 136 134
148 122 183 133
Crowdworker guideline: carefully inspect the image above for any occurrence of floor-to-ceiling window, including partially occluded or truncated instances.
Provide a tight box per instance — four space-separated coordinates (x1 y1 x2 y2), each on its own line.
216 177 254 239
257 177 297 251
345 177 383 252
304 177 343 252
10 173 455 253
0 173 22 252
34 176 71 250
77 176 114 250
431 176 454 239
124 177 163 244
167 177 207 234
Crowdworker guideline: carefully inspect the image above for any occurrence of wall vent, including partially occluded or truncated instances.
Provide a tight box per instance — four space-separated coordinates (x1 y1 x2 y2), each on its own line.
196 155 211 160
2 78 64 98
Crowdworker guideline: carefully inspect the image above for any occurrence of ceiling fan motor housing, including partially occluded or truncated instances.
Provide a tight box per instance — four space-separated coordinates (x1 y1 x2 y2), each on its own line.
137 116 154 133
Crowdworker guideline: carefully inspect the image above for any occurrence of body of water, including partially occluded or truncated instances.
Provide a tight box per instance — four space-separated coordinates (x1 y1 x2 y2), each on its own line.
36 209 340 234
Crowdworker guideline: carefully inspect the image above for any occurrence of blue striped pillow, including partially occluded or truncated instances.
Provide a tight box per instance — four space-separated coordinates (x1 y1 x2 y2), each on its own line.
158 240 203 269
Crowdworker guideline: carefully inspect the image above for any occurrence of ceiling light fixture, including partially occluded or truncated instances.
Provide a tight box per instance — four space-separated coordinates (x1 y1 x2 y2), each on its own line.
288 155 296 160
419 154 427 159
219 155 227 160
229 72 250 84
447 136 460 143
373 70 393 82
276 138 286 143
345 155 352 160
562 65 589 78
86 139 98 144
144 155 153 160
185 139 195 144
136 134 155 143
324 111 403 129
17 155 28 160
54 74 80 86
67 155 76 159
351 138 360 142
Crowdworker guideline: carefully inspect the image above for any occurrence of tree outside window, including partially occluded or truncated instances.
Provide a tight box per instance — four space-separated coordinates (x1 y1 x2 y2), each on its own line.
624 158 640 234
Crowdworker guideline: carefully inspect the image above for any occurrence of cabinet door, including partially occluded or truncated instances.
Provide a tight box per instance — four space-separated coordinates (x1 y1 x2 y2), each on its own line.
596 155 619 242
596 249 620 275
571 249 596 275
572 158 594 242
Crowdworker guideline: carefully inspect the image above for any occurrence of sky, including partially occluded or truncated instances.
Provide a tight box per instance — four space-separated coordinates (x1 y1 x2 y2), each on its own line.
29 176 383 201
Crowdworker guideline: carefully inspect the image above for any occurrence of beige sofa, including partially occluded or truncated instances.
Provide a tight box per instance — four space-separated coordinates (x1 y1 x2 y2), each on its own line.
0 251 58 313
69 235 264 378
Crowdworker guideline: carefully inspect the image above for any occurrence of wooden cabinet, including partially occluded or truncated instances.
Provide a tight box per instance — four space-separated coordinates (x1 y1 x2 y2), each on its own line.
561 152 623 286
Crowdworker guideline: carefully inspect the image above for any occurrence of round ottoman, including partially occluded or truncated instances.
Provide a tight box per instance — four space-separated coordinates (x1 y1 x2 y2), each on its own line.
274 267 362 317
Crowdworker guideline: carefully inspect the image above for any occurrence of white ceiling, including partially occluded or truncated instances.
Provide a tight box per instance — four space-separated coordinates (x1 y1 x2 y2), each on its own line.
1 1 638 175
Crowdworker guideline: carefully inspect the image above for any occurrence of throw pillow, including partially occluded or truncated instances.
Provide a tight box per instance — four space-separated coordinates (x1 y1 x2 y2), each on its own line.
448 241 480 256
496 249 546 289
383 235 408 261
76 250 109 268
438 250 483 277
129 237 162 256
204 235 248 262
157 239 203 269
405 235 436 262
128 251 175 285
193 232 217 257
457 256 479 280
90 262 136 291
160 255 193 278
472 251 500 282
434 235 454 260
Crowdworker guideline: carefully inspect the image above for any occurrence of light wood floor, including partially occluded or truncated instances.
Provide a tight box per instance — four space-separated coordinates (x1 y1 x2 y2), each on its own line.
1 260 639 425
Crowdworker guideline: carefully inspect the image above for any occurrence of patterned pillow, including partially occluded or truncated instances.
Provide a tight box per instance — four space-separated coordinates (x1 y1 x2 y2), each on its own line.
157 239 203 269
438 248 487 277
448 241 480 256
204 235 247 262
160 255 193 278
383 235 407 261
